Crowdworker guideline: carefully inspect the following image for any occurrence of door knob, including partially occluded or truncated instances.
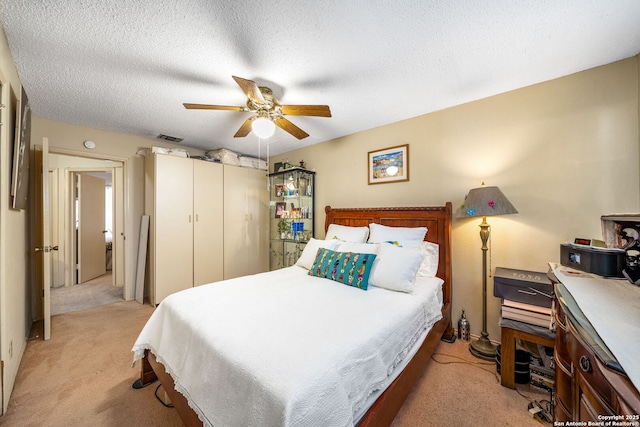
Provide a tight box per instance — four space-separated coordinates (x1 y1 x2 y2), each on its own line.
35 245 59 253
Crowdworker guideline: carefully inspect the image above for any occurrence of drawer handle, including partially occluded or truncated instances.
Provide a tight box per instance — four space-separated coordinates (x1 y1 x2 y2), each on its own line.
579 355 592 373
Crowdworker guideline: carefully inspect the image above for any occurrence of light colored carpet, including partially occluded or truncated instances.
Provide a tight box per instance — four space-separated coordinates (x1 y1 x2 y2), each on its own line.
51 283 123 316
4 301 183 426
390 339 548 426
4 301 547 426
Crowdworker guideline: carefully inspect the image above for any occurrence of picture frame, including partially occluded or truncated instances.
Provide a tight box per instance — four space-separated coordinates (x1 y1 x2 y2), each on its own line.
274 184 286 197
11 86 31 210
275 202 286 218
368 144 409 185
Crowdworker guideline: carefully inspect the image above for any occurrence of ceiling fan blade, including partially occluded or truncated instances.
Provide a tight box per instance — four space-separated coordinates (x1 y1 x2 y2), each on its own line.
183 103 245 111
280 105 332 117
232 76 265 105
274 117 309 140
234 117 255 138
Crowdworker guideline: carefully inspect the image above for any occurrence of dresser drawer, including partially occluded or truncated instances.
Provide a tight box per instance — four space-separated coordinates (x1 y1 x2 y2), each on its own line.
567 319 614 409
554 315 571 367
554 398 572 423
555 297 566 326
578 374 615 420
554 352 573 413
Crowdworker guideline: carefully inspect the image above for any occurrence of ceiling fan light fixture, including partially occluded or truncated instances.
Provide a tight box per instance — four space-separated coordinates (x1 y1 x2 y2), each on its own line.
185 76 330 140
252 116 276 138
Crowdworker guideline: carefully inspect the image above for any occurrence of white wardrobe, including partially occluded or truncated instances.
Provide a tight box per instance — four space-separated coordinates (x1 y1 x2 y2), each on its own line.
223 164 269 279
145 153 268 305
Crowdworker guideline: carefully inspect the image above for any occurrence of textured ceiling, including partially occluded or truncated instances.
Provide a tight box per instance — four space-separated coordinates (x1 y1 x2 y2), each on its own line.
1 1 640 158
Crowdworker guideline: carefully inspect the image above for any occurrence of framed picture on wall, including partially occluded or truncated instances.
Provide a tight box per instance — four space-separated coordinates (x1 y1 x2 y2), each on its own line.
368 144 409 184
11 86 31 210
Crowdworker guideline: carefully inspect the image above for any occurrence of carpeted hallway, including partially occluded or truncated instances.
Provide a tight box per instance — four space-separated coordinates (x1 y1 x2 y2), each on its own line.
51 271 123 316
2 301 546 426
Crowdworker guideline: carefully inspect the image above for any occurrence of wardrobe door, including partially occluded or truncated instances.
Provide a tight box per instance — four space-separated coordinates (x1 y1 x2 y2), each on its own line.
193 161 224 286
223 165 269 279
245 167 269 275
223 165 247 279
153 154 194 304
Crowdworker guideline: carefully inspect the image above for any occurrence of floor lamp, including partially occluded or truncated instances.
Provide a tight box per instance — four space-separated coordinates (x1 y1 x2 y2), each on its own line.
460 184 518 360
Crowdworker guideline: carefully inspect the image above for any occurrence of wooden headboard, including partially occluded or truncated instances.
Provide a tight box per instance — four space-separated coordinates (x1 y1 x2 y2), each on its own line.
324 203 452 307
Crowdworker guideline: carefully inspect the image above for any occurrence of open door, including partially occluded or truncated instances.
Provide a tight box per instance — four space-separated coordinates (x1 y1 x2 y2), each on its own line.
77 174 106 283
35 137 53 340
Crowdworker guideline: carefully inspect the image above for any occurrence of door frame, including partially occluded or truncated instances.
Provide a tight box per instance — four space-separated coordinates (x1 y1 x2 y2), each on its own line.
48 148 130 298
67 168 115 287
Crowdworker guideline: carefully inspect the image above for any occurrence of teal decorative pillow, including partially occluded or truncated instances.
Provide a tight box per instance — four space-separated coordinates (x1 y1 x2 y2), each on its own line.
309 248 336 278
309 248 377 290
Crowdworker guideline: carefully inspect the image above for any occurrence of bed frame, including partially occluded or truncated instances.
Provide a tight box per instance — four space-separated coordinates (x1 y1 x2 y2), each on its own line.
138 203 453 426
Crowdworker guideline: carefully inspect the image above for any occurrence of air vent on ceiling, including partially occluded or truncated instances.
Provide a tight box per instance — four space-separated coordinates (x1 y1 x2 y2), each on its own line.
157 134 183 143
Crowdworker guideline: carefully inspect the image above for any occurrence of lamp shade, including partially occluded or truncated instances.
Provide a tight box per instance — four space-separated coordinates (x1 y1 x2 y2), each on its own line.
459 185 518 218
252 117 276 138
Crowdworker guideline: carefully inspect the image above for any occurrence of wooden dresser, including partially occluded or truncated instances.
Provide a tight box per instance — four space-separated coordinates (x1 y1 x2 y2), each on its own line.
553 281 640 422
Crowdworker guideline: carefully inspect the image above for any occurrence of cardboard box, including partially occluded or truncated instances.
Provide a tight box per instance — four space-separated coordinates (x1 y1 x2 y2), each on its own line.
493 267 553 308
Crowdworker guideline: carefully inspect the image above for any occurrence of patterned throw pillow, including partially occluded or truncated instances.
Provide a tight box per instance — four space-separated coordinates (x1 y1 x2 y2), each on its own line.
309 248 377 290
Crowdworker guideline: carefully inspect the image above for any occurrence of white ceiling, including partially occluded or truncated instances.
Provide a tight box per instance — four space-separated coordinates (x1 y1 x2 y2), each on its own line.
1 1 640 158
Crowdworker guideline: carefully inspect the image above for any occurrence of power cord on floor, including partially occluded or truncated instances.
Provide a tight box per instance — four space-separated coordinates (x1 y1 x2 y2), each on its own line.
154 384 174 408
528 399 553 425
430 352 499 381
520 387 553 425
431 352 553 425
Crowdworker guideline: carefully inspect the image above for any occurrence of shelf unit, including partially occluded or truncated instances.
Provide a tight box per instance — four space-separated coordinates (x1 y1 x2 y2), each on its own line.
269 168 315 270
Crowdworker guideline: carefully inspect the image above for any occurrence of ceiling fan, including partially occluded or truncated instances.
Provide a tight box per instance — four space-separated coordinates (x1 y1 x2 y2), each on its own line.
184 76 331 140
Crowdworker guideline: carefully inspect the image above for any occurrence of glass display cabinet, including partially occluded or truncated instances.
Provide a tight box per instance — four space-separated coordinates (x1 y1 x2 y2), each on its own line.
269 168 315 270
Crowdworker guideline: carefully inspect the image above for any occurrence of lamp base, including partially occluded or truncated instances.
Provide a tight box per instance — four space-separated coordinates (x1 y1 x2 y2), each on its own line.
469 333 497 361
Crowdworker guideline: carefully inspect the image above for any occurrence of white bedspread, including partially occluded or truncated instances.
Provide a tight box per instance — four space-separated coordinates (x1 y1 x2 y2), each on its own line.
132 266 443 427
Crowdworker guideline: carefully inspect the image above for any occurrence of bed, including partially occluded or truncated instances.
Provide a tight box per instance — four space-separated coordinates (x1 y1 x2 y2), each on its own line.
133 204 453 427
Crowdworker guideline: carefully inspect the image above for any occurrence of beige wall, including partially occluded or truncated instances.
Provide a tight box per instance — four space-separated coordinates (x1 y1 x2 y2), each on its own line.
273 57 640 342
0 25 28 413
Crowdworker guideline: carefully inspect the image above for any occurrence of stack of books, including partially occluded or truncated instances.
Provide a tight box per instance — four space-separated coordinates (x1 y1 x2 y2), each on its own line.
501 299 553 330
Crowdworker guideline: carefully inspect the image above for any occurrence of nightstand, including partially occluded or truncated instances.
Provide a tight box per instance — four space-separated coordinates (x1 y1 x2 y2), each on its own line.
499 318 555 389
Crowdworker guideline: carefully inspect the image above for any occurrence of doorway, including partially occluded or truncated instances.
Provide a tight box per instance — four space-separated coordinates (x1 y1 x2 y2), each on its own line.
48 153 125 316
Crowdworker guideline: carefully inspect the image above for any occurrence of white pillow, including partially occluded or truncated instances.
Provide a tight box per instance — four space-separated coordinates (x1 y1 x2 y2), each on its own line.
369 244 424 293
335 241 379 255
368 223 427 250
325 224 370 243
296 238 339 270
417 241 439 277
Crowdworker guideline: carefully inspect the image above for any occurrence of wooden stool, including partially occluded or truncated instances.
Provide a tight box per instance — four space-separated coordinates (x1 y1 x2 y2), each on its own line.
500 326 555 389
